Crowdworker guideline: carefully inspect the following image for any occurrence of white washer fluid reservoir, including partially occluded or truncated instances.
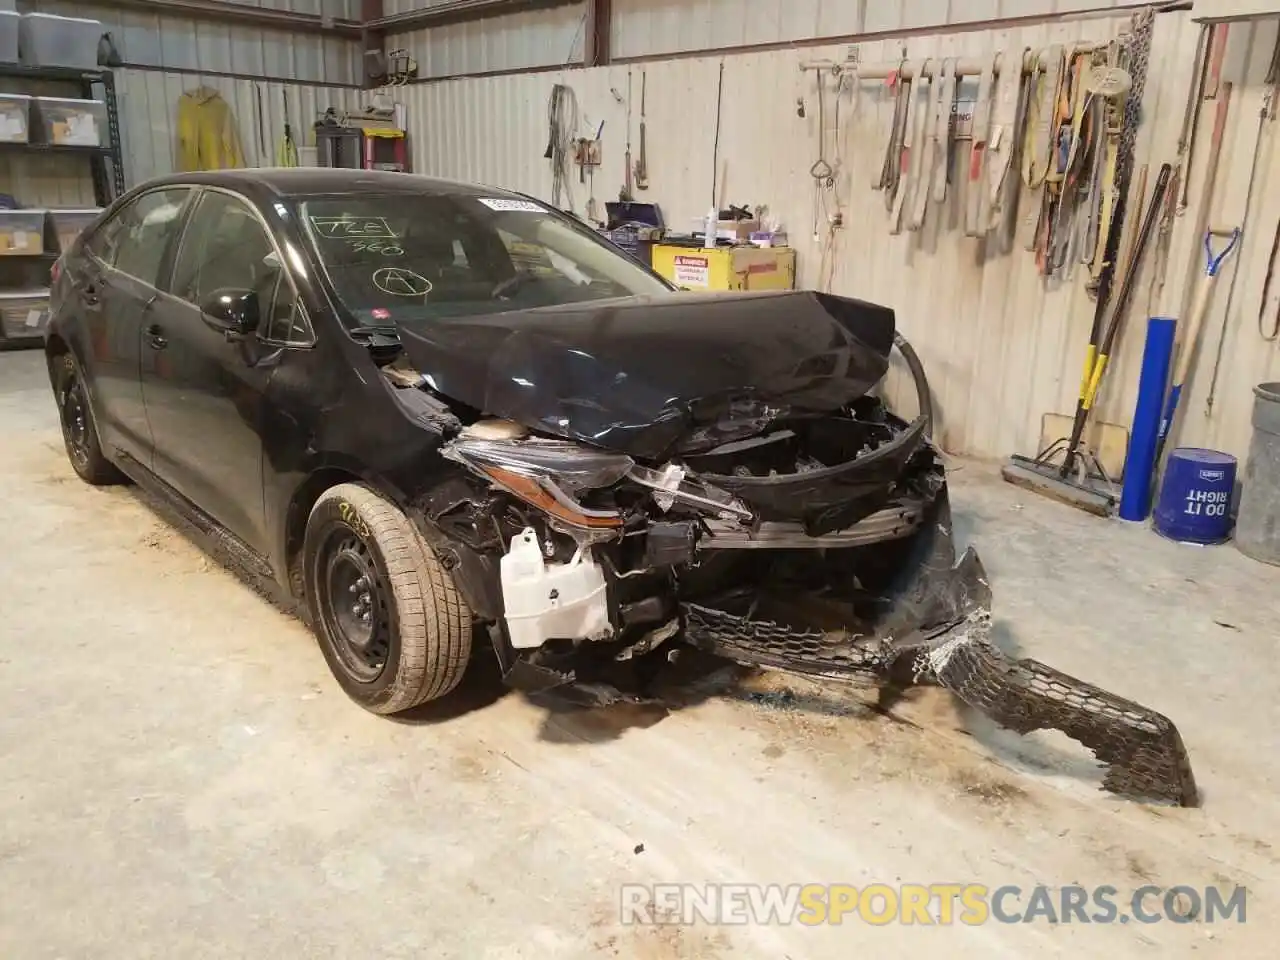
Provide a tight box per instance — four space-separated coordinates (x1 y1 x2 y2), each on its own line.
500 527 612 650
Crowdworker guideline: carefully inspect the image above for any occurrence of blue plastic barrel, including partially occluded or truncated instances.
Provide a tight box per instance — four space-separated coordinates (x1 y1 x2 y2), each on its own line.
1153 448 1237 544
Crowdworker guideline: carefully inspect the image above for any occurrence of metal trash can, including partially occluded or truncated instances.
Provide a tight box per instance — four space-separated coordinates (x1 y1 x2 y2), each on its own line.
1153 448 1236 544
1237 382 1280 566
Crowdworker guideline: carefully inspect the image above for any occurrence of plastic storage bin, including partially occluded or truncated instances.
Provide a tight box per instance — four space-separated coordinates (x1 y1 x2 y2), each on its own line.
0 289 51 340
0 92 29 143
50 208 101 253
31 97 106 147
0 10 19 64
19 13 102 71
0 209 45 256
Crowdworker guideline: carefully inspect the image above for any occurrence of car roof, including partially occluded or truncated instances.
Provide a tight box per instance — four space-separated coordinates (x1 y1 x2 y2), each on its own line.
136 168 527 203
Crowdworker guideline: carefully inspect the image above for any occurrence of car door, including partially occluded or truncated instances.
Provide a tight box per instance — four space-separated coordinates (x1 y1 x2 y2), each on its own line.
140 187 291 553
72 187 193 465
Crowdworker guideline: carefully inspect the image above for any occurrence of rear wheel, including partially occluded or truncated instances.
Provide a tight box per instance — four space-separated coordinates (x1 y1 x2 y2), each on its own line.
50 351 124 486
303 483 472 714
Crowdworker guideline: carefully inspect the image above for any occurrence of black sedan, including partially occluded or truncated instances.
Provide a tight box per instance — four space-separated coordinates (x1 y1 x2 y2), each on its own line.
44 169 1196 806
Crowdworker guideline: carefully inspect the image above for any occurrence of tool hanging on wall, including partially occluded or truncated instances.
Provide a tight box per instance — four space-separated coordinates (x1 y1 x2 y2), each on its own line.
621 71 634 202
1260 218 1280 342
808 67 837 242
278 89 299 166
1204 48 1278 417
986 48 1027 247
573 122 603 206
634 71 649 191
709 61 725 218
1256 37 1280 341
1020 45 1063 250
1076 60 1132 280
908 59 936 232
1153 22 1210 295
1154 227 1240 467
1081 39 1133 295
545 83 579 212
583 125 603 223
1149 25 1210 304
1175 26 1215 217
874 60 909 202
254 82 267 166
965 55 996 237
1172 84 1231 351
817 66 852 291
930 58 955 209
888 65 917 235
1044 50 1088 276
1035 45 1076 271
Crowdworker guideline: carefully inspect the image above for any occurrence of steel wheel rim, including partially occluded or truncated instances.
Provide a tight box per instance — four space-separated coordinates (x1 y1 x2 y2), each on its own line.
60 367 90 468
318 530 391 682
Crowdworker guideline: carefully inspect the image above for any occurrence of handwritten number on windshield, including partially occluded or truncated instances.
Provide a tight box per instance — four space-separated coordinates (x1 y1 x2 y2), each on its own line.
349 239 404 257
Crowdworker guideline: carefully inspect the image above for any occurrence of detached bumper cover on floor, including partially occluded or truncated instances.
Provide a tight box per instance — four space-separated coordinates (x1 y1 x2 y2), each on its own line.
682 492 1200 808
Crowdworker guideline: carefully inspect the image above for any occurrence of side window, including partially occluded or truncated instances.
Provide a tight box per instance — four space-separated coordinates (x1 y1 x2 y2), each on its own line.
172 190 312 345
259 275 314 345
171 190 276 309
95 188 191 284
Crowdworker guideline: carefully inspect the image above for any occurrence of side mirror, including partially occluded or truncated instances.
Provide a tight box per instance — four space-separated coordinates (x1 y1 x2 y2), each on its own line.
200 288 259 341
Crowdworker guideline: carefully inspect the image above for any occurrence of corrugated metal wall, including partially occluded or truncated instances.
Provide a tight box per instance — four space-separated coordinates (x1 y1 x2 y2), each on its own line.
609 0 1154 60
113 70 362 186
377 0 1158 76
395 8 1280 466
28 1 360 84
388 2 589 78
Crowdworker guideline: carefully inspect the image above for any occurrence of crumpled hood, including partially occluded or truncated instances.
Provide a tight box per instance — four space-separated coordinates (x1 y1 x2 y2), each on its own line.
397 289 896 460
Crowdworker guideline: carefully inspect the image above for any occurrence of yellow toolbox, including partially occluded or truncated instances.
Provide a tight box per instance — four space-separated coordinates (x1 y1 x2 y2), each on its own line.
651 242 795 292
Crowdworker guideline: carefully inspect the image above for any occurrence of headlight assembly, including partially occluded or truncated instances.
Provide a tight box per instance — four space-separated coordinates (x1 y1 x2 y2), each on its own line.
444 437 633 529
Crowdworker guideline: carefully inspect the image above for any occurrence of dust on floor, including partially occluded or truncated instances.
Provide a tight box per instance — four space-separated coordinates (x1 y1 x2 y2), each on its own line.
0 351 1274 958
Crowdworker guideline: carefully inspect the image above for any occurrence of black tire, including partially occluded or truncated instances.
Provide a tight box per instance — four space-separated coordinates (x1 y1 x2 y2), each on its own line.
50 351 125 486
303 482 472 714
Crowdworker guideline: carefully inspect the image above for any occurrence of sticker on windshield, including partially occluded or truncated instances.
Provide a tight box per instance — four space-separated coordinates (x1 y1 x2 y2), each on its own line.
310 215 398 239
476 198 545 213
373 267 432 297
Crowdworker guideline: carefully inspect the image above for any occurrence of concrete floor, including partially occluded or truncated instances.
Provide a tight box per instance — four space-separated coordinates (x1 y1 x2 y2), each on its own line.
1 349 1276 958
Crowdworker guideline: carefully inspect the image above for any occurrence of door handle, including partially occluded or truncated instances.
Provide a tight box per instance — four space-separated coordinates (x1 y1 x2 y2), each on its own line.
145 323 168 350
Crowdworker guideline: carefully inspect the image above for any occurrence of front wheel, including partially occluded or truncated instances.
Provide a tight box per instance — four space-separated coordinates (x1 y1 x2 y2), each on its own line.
303 483 472 714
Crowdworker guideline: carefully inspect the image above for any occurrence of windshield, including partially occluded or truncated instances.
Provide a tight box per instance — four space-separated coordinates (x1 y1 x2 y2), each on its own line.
301 192 670 327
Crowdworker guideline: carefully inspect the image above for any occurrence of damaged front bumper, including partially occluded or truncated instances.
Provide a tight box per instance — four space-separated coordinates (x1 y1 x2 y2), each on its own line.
427 413 1197 808
680 490 1199 808
482 484 1199 808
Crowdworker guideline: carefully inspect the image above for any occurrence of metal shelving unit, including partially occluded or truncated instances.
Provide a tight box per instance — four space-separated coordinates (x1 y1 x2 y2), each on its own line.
0 62 125 351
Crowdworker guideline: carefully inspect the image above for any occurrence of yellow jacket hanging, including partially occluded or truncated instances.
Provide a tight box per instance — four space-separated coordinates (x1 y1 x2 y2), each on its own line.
176 86 246 171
